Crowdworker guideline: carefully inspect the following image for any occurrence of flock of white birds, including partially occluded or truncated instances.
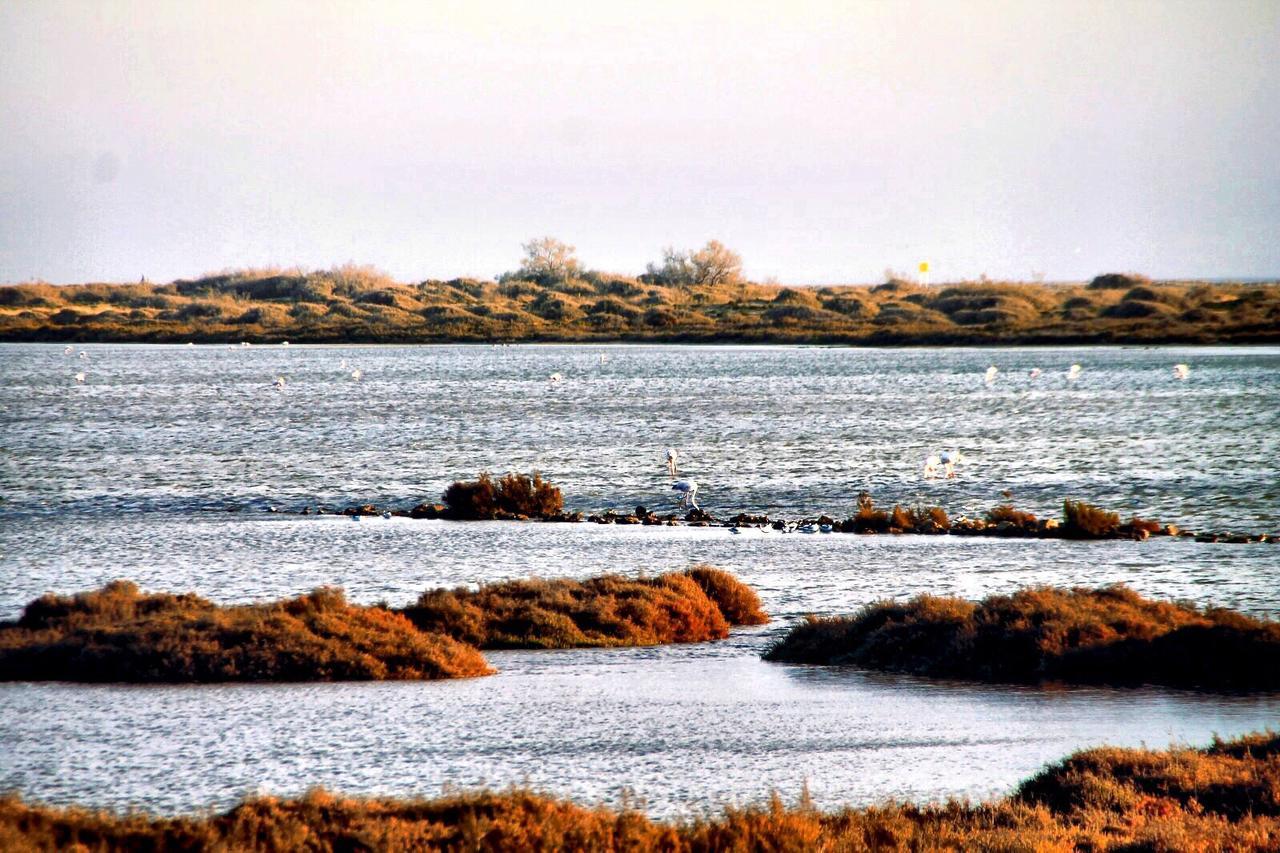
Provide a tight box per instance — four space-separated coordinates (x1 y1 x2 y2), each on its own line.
59 343 1196 512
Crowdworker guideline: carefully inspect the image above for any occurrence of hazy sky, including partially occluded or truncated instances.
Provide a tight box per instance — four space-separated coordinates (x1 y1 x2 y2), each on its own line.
2 1 1278 284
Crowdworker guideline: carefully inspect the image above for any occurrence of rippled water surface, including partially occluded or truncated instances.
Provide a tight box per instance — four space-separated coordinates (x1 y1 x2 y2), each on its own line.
1 343 1278 817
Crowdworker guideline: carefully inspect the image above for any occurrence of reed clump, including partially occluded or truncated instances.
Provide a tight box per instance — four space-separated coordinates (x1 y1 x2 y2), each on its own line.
0 581 492 683
1062 499 1121 538
3 732 1277 851
442 471 564 520
764 584 1280 691
401 568 766 649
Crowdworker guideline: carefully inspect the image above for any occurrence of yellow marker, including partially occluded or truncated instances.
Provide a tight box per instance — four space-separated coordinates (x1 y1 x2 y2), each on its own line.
918 261 929 273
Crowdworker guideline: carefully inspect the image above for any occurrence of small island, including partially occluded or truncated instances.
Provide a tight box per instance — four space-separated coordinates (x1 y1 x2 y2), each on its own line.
0 568 766 683
764 584 1280 692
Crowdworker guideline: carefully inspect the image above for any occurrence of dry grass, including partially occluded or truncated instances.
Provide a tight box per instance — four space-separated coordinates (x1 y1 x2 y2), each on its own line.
401 569 767 650
3 267 1277 344
764 584 1280 691
3 732 1277 851
442 472 565 520
0 581 492 683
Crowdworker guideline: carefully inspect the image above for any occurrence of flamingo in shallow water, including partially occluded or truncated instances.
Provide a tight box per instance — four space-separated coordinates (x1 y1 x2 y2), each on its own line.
672 479 699 510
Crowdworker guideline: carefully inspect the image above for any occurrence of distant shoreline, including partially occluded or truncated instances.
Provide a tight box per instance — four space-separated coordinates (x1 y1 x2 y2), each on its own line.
3 268 1277 345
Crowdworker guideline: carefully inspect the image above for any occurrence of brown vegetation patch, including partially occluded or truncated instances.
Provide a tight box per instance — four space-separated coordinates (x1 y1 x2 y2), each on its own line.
3 267 1277 344
764 585 1280 691
3 732 1279 850
442 472 564 520
0 581 492 683
401 568 765 649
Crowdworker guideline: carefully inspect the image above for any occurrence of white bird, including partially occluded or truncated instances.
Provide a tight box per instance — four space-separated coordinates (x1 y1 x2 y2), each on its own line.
940 449 963 478
351 369 362 381
339 359 348 369
666 448 679 478
925 449 964 479
549 372 563 383
599 353 608 364
73 371 85 383
281 341 290 347
984 365 998 384
923 454 941 478
240 341 251 347
1029 367 1042 379
63 345 73 355
272 376 286 390
1067 363 1082 380
187 342 194 346
671 479 699 510
78 350 88 360
1172 363 1190 380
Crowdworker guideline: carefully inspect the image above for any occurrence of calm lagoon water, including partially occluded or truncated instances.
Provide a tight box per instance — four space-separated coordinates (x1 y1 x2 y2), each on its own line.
1 343 1278 817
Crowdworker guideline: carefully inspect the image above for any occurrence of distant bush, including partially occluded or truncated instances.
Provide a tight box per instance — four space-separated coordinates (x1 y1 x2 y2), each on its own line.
1101 300 1175 319
586 297 640 319
442 472 563 520
0 581 491 683
1062 499 1120 538
643 307 678 328
643 240 743 286
1089 272 1151 290
765 584 1280 691
402 568 764 649
986 504 1037 527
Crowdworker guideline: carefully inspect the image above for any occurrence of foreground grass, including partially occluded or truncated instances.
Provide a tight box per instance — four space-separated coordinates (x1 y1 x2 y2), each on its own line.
0 581 492 683
4 265 1278 344
765 585 1280 691
0 568 764 682
2 732 1277 851
402 567 768 649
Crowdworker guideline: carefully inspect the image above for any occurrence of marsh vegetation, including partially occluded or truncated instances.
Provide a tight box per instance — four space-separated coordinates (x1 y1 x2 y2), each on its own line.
3 263 1276 344
765 585 1280 691
3 732 1277 851
0 569 765 682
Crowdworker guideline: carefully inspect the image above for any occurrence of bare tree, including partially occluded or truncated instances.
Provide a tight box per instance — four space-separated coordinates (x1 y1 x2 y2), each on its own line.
689 240 742 285
511 237 581 284
645 240 742 286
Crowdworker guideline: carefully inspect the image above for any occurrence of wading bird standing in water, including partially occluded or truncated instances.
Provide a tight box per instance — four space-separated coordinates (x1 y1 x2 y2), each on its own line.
664 449 698 509
1173 363 1190 380
1029 367 1042 379
1068 363 1082 380
672 478 699 510
924 449 964 479
272 376 286 390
